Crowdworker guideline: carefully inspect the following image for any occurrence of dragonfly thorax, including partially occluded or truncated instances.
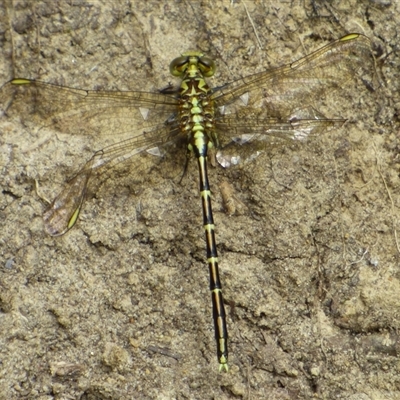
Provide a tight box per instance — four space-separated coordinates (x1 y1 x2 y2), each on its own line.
176 72 217 157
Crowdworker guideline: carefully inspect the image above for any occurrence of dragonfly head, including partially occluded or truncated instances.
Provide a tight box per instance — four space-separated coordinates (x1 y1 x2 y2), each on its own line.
170 51 216 78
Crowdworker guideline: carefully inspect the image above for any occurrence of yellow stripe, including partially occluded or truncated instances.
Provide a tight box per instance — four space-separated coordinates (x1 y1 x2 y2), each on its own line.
67 206 82 230
340 33 359 42
11 78 31 85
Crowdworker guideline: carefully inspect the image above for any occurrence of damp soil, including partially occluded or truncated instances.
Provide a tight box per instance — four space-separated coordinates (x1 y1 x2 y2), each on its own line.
1 1 400 399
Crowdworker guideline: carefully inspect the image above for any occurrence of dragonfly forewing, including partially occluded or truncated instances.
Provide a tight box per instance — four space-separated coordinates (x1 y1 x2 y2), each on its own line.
213 34 377 122
1 79 179 137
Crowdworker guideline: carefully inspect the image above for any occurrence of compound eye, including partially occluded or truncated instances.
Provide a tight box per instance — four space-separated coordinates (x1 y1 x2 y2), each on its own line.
199 57 216 77
169 56 189 77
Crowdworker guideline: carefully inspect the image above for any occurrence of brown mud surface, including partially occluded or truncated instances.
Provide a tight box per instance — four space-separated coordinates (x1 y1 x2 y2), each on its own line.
1 1 400 399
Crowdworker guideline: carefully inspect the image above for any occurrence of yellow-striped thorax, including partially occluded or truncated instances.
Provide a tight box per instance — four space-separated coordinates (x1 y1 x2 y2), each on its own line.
169 52 219 157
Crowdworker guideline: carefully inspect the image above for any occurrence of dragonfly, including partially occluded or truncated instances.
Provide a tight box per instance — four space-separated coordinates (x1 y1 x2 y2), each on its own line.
0 33 376 372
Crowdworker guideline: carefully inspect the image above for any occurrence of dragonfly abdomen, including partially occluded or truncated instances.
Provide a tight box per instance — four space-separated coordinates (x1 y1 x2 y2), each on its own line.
197 153 229 371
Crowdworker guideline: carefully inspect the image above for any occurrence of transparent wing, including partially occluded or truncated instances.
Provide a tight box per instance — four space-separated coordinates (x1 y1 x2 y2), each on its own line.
212 33 377 147
216 107 345 142
214 108 346 168
0 79 179 137
43 124 183 236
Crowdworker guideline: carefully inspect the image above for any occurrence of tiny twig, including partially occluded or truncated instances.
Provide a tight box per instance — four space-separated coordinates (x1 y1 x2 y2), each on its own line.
243 2 263 50
373 143 400 255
